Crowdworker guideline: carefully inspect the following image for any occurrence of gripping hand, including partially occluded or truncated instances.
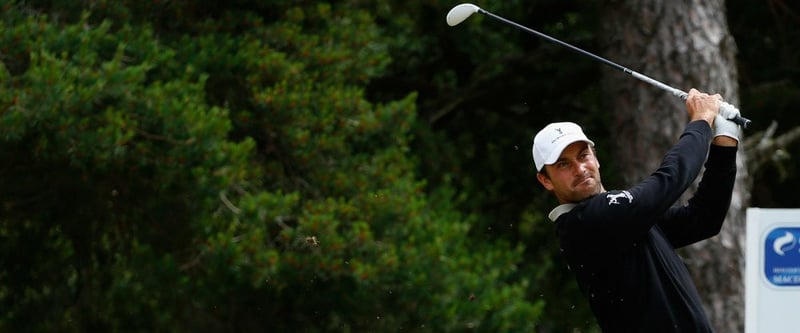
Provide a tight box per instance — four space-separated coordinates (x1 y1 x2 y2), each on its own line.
714 113 741 142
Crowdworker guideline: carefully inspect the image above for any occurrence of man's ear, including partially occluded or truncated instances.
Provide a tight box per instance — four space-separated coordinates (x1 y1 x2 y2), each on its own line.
536 172 554 191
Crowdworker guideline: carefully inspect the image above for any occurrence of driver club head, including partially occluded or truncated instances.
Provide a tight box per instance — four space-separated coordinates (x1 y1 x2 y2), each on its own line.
446 3 481 26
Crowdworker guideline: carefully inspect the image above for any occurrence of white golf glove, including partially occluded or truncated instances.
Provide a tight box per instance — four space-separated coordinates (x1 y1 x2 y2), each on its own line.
714 114 741 142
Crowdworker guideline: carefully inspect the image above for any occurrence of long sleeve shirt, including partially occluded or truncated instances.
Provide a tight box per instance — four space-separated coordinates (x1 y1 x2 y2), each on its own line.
549 121 738 332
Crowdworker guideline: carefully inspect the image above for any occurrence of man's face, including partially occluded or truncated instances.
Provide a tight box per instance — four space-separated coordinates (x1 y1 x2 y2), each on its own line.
536 141 604 204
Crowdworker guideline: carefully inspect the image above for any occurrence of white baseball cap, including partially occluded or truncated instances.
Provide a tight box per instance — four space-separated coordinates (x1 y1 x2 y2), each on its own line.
532 122 594 172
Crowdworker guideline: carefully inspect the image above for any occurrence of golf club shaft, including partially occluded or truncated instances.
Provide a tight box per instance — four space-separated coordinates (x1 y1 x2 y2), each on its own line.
477 8 752 128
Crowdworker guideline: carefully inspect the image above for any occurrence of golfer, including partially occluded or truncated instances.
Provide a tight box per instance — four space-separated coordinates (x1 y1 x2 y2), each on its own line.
532 88 740 332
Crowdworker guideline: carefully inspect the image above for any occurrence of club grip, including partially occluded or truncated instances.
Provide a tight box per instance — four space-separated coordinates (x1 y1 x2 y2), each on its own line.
720 102 751 129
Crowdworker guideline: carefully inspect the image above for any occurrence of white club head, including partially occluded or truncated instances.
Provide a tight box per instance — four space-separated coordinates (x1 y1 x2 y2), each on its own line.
446 3 481 26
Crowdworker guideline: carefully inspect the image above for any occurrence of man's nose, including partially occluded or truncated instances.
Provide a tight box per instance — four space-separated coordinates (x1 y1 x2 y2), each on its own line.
573 161 587 174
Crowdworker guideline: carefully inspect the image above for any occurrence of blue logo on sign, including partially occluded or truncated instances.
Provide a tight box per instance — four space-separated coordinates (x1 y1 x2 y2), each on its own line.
764 227 800 287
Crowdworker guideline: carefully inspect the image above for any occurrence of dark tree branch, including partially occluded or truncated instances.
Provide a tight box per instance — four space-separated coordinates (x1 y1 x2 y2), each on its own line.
428 54 524 125
744 121 800 174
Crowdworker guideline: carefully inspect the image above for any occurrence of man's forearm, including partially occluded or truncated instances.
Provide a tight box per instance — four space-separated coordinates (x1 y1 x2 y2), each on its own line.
712 135 738 147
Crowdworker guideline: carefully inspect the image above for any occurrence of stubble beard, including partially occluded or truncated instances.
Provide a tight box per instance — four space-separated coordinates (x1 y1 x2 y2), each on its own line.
570 175 603 202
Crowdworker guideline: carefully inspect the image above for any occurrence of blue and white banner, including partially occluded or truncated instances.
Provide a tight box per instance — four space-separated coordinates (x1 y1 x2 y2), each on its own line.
764 227 800 287
746 209 800 333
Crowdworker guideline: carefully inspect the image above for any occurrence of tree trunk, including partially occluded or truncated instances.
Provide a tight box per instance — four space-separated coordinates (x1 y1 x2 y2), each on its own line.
600 1 747 332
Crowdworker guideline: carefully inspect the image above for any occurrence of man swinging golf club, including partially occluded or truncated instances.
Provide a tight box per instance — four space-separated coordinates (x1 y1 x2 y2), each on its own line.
532 89 740 332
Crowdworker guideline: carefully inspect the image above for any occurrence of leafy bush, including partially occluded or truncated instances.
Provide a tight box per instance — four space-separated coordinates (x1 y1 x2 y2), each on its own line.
0 2 541 332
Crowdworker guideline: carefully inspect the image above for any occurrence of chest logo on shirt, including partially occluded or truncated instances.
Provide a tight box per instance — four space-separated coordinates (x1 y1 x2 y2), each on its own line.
606 190 633 205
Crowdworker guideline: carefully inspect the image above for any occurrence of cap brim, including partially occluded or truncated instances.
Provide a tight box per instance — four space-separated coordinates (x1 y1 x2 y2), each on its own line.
540 135 594 169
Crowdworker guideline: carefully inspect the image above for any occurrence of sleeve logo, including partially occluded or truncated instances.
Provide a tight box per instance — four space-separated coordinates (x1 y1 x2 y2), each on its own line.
606 190 633 205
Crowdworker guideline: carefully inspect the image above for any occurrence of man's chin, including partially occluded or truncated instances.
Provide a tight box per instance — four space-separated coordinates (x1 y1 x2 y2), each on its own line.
576 181 599 192
573 186 601 201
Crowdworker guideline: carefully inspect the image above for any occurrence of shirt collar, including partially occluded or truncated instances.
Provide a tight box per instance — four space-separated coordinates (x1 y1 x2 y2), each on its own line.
548 203 577 222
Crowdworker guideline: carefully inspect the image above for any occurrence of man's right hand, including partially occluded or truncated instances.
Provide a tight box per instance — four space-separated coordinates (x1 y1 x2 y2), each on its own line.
685 88 721 127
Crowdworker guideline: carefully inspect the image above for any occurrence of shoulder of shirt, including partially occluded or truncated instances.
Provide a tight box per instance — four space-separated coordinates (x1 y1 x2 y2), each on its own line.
548 203 578 222
548 191 619 222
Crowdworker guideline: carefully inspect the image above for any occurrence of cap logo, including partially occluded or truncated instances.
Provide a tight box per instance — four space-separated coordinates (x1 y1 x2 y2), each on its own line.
550 128 568 143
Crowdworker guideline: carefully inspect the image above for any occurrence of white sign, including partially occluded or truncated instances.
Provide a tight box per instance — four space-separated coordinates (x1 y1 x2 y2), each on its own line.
746 208 800 333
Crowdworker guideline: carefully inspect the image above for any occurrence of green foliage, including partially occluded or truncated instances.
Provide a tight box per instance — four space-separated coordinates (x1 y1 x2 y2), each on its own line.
369 1 608 330
0 4 256 331
1 1 541 332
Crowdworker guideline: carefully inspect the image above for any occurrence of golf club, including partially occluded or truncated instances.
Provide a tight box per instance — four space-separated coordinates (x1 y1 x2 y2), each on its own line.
446 3 752 128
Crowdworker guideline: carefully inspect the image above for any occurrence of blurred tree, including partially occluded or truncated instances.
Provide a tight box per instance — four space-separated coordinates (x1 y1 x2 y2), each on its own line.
727 0 800 208
367 1 609 331
600 0 800 331
0 4 257 331
0 1 540 332
599 0 794 331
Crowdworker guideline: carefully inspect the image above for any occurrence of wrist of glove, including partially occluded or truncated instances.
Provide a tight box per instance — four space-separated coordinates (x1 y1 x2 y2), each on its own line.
713 114 741 142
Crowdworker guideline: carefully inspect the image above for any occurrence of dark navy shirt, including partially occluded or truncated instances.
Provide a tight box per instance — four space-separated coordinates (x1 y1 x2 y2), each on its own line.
550 121 737 332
